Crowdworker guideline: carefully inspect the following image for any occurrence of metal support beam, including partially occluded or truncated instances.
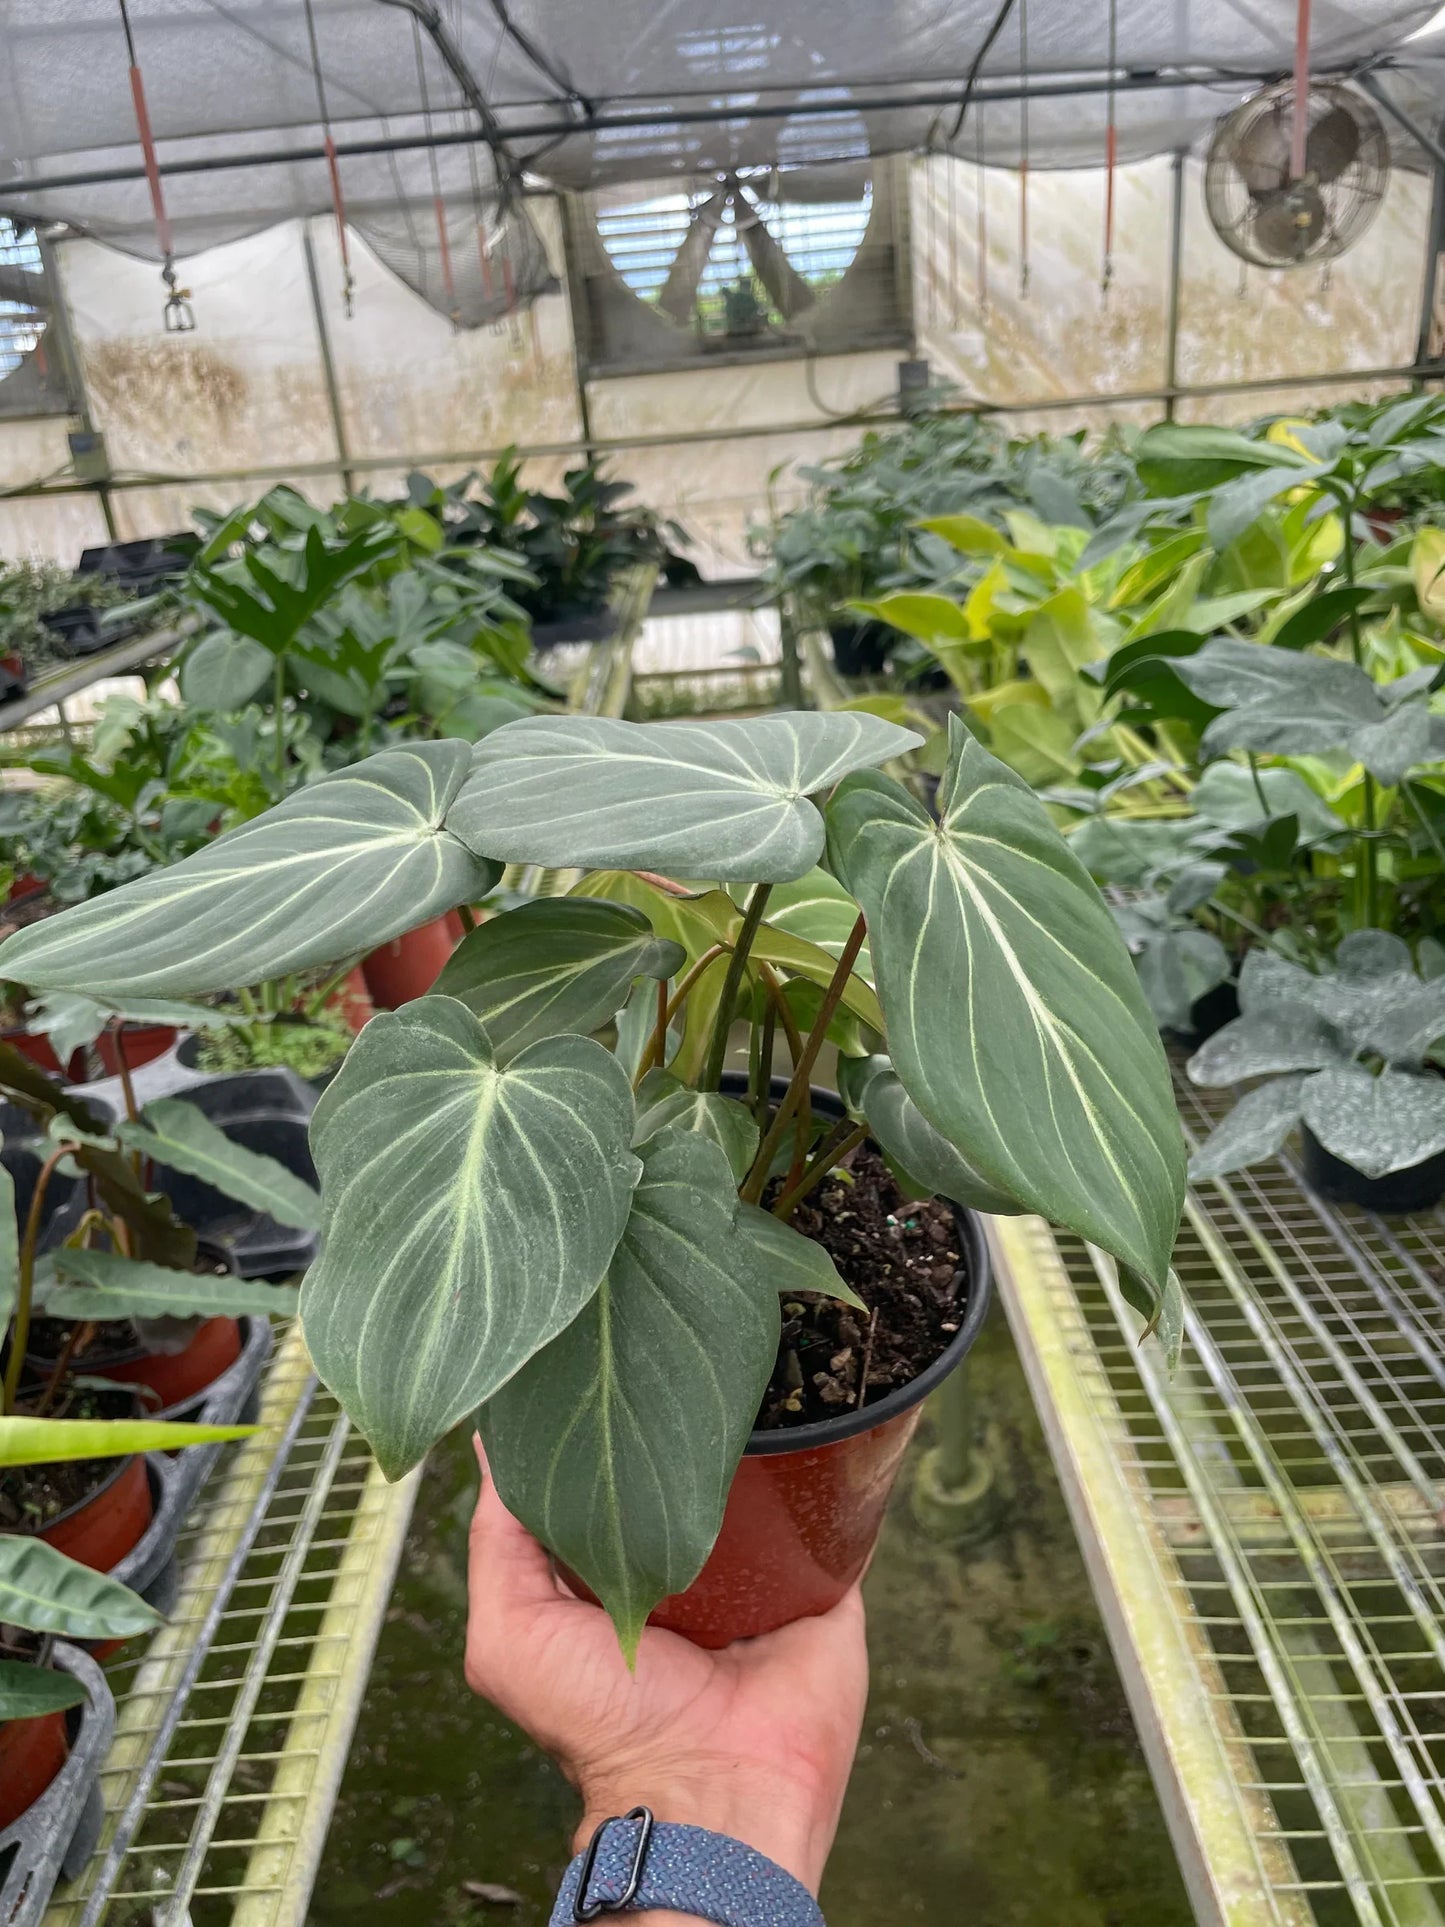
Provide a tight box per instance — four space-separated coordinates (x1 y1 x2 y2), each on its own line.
1163 151 1186 422
1358 69 1445 174
1416 120 1445 376
36 234 117 540
300 220 355 493
0 66 1290 199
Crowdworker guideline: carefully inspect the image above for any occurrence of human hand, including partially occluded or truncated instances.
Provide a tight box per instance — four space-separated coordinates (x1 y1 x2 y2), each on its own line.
464 1439 868 1904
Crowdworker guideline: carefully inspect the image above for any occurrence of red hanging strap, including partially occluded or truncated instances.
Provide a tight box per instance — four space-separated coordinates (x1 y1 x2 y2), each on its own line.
128 65 172 259
1290 0 1313 180
434 194 458 314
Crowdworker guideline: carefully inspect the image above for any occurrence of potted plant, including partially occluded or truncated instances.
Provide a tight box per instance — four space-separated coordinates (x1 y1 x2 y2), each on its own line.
1187 933 1445 1212
0 717 1186 1654
0 1038 310 1443
0 1413 252 1889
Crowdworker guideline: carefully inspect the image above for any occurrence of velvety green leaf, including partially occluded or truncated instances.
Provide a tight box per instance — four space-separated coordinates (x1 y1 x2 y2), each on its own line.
434 900 684 1065
633 1070 759 1183
1359 980 1445 1065
302 997 640 1481
987 700 1084 786
1236 945 1317 1012
737 1202 866 1311
0 1534 160 1638
1188 1075 1308 1180
0 1415 257 1464
450 713 922 884
1135 929 1231 1032
1350 699 1432 788
837 1055 1020 1215
41 1249 301 1320
119 1098 321 1231
1301 1066 1445 1179
0 743 498 998
917 513 1008 554
1186 1009 1344 1085
479 1127 779 1655
180 628 274 711
1179 639 1378 746
0 1659 87 1720
828 721 1185 1301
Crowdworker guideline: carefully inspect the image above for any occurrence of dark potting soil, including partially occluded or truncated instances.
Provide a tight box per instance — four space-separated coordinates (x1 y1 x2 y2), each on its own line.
757 1146 965 1431
0 1383 137 1530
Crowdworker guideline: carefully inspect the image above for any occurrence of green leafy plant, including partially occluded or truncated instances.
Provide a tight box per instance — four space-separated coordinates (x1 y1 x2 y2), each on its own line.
0 713 1186 1652
0 1414 254 1719
1187 934 1445 1183
0 559 129 674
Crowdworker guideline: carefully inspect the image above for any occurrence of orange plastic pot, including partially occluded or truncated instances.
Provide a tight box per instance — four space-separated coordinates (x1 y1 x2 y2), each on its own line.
81 1316 243 1413
361 912 465 1010
40 1452 153 1575
558 1199 991 1650
330 966 376 1034
0 1705 68 1828
96 1025 177 1076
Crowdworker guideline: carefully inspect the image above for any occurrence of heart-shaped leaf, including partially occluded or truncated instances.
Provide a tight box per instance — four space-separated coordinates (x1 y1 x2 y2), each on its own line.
827 719 1185 1308
1187 1009 1344 1085
0 1658 87 1721
434 900 685 1065
0 1534 160 1638
119 1098 321 1232
479 1126 779 1656
1300 1066 1445 1179
40 1250 301 1320
837 1055 1021 1215
0 743 498 998
450 713 922 883
302 997 640 1480
633 1070 760 1183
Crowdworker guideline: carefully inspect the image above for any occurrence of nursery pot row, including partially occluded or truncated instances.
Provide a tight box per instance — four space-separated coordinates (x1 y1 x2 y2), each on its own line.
564 1081 993 1649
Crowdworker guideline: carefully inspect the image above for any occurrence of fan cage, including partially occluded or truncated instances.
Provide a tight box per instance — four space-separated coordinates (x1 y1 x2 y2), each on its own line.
1204 82 1390 271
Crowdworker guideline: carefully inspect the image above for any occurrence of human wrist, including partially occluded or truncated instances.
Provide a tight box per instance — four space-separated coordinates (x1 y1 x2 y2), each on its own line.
573 1765 835 1894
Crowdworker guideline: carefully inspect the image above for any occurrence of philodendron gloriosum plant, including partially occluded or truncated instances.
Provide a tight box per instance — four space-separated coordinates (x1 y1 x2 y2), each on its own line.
0 712 1186 1652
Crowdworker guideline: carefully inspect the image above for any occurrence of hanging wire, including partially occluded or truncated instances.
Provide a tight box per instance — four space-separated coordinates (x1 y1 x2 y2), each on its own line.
976 110 989 316
948 146 960 327
466 142 498 316
302 0 354 316
414 16 460 330
1018 0 1030 297
1102 0 1118 298
116 0 194 330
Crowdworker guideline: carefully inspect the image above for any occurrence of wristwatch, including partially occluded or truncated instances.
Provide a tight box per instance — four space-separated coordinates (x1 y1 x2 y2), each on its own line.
548 1808 828 1926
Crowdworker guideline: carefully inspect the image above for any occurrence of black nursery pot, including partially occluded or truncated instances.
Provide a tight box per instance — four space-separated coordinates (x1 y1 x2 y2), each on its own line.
1168 979 1241 1050
1300 1125 1445 1215
827 618 892 677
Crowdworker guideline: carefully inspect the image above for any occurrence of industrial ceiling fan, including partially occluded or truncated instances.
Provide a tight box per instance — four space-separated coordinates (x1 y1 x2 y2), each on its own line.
654 173 818 324
1204 80 1389 269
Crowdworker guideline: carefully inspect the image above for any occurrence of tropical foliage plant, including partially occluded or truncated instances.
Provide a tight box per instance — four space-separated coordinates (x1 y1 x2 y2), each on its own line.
0 713 1187 1652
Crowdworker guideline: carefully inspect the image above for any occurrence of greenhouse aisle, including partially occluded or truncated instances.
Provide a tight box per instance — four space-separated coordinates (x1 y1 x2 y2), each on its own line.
311 1306 1193 1927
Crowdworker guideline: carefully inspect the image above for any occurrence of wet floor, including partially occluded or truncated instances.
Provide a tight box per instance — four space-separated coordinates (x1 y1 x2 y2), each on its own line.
311 1306 1193 1926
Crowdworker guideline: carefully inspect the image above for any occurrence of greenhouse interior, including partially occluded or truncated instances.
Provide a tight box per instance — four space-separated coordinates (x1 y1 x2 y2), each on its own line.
8 1 1445 1923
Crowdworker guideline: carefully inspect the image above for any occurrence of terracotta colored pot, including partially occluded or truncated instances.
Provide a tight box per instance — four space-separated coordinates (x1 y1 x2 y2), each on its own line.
96 1025 178 1076
361 913 465 1010
80 1316 243 1413
0 1704 69 1828
40 1452 153 1574
1 1028 84 1082
644 1207 991 1647
5 873 42 904
330 966 376 1034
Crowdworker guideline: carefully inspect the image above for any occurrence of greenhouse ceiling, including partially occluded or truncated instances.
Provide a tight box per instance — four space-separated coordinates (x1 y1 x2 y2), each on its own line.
3 0 1445 266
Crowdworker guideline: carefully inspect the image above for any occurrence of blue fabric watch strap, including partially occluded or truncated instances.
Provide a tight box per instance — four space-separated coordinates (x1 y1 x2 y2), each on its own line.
549 1809 827 1926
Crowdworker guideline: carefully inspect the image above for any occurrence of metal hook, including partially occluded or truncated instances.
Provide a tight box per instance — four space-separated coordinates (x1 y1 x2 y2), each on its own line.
161 257 195 332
